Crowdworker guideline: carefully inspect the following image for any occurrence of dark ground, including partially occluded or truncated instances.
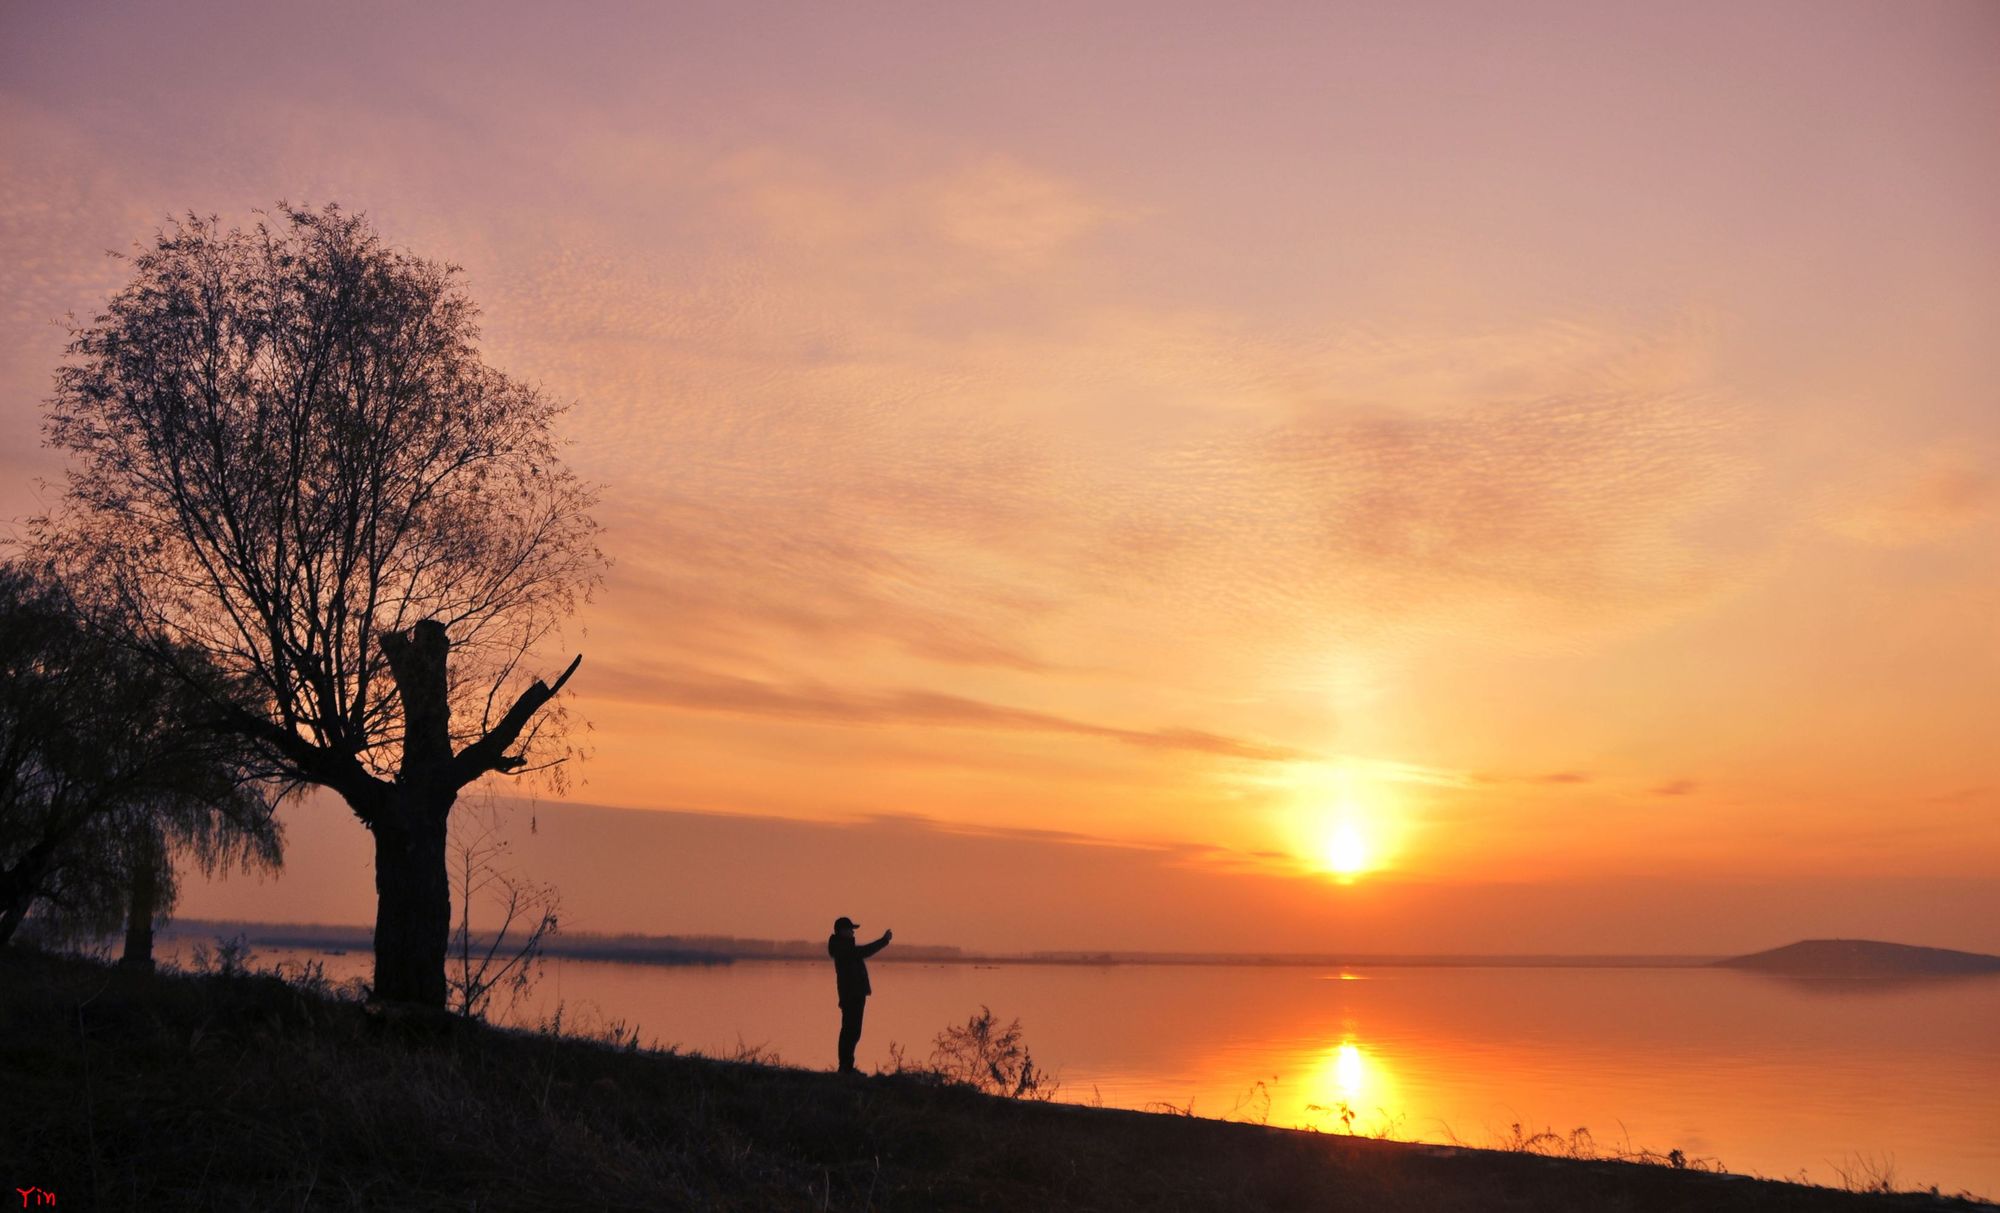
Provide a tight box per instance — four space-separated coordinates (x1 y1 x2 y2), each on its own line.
1 949 1987 1211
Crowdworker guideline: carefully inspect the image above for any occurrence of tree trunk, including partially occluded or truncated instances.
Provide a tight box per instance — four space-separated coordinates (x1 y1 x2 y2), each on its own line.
370 789 454 1006
372 619 461 1007
364 619 577 1008
0 882 30 948
0 841 58 947
121 833 161 970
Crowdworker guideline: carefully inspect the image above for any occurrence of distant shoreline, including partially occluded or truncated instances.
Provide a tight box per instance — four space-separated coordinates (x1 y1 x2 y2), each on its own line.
160 918 1724 970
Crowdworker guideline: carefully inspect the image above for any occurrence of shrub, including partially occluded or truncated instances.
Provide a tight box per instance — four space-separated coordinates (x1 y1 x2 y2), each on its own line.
928 1005 1058 1100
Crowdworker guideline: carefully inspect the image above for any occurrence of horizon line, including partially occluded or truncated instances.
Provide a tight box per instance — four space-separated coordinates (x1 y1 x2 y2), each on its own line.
158 918 1766 967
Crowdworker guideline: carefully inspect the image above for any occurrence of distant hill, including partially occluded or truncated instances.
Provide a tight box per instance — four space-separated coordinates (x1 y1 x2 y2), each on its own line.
1717 938 2000 978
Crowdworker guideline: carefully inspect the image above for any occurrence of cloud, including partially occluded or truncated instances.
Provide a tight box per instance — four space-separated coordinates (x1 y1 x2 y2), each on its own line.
1165 388 1743 628
366 124 1760 686
709 147 1121 266
593 494 1053 672
926 156 1123 260
823 808 1330 880
1652 779 1698 796
1928 787 1990 805
1469 770 1593 786
1824 452 1997 548
857 811 1175 852
976 315 1764 660
585 660 1311 763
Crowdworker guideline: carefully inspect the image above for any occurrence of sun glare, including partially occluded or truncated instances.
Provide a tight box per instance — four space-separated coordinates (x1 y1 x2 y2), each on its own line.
1333 1041 1366 1095
1323 821 1370 880
1259 759 1408 882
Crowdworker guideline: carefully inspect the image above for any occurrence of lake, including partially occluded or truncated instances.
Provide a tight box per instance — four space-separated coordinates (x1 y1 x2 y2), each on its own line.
226 946 2000 1198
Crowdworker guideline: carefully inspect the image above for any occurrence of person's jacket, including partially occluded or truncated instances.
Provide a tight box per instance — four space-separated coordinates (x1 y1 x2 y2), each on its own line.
828 932 890 1002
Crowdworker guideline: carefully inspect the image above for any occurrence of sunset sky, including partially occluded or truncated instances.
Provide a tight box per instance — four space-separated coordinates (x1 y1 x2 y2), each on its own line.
3 1 1995 953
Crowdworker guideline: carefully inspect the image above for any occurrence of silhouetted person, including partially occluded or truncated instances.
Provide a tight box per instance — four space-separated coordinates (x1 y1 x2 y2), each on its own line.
827 916 891 1074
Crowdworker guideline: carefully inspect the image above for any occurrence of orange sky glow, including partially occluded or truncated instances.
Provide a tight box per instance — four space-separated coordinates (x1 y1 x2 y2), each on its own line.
2 1 1995 953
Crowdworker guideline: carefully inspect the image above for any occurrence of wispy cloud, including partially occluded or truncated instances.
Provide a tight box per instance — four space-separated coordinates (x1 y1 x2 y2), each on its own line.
706 146 1124 267
1823 450 1997 548
1124 377 1750 644
593 494 1053 672
586 661 1311 763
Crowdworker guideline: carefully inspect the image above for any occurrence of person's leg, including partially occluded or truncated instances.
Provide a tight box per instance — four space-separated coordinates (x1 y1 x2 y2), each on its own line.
838 999 864 1072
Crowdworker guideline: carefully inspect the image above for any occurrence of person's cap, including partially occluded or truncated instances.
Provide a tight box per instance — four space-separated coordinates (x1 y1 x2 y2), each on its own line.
834 916 859 931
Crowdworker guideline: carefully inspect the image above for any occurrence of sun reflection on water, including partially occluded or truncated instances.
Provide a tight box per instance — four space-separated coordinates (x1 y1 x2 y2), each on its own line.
1333 1041 1366 1095
1296 1036 1405 1137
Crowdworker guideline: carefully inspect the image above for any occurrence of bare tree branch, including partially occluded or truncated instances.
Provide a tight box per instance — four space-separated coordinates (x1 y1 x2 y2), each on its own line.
453 654 581 785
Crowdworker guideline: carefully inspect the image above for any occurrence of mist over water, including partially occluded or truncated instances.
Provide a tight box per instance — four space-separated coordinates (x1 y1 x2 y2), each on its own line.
230 945 1998 1198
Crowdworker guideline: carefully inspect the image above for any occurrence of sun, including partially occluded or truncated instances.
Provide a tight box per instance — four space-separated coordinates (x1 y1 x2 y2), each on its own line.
1266 759 1404 882
1322 819 1371 881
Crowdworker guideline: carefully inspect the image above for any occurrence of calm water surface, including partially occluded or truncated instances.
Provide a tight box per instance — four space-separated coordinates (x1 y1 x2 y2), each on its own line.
236 948 1999 1198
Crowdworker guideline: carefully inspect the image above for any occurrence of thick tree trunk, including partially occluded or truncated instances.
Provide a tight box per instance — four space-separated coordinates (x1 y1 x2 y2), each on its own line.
0 841 57 947
121 834 161 970
371 790 454 1006
373 619 461 1008
0 883 30 947
361 619 574 1008
370 624 458 1012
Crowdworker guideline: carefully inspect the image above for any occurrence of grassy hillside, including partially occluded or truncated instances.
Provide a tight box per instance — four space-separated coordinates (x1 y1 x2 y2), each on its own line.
0 949 1984 1211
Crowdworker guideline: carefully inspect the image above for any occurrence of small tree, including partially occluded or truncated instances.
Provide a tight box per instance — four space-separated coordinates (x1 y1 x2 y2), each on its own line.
447 801 559 1020
0 561 276 952
40 205 603 1005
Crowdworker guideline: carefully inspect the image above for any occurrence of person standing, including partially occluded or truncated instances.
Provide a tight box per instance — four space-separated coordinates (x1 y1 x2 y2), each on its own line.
827 916 891 1074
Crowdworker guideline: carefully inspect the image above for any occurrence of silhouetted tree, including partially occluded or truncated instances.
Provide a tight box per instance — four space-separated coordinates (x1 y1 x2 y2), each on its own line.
110 783 283 969
39 205 603 1005
0 562 277 953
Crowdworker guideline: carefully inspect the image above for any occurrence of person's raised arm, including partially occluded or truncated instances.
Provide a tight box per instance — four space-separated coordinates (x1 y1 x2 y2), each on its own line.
859 929 893 958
